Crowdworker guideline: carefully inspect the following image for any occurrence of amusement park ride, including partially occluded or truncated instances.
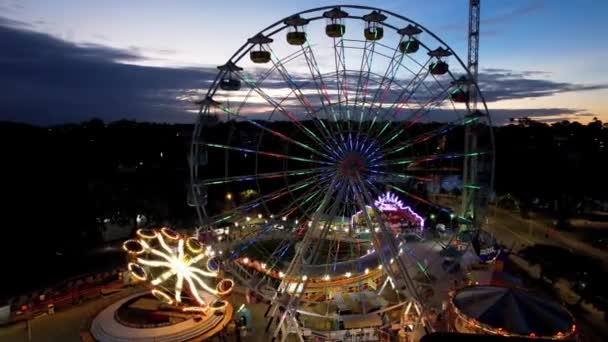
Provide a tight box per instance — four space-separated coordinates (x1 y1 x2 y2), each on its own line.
115 3 511 342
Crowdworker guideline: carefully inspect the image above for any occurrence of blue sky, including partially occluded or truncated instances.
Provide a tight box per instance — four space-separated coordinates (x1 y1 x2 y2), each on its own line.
1 0 607 124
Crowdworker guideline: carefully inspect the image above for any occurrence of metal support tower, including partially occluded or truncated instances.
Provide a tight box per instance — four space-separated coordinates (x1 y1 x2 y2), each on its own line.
461 0 481 223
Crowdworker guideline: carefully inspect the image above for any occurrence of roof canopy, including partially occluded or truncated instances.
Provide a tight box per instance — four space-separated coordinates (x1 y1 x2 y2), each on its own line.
452 286 574 337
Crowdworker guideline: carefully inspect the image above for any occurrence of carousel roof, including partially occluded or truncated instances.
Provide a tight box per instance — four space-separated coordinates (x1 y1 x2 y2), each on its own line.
452 286 574 337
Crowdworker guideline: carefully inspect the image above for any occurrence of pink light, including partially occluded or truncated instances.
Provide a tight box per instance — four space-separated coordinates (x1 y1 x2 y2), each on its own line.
351 191 425 230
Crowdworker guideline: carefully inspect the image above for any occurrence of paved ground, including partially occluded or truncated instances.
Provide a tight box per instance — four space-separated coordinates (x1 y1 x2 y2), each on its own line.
0 286 141 342
486 207 608 263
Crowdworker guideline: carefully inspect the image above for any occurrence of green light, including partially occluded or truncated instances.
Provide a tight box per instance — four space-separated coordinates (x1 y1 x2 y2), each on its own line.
430 214 436 220
463 184 481 190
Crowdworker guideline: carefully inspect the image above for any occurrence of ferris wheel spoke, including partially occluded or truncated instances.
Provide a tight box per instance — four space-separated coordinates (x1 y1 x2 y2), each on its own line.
359 57 435 151
369 169 433 183
374 150 488 167
266 45 343 156
196 167 330 186
382 112 483 157
308 180 348 265
358 41 405 145
232 71 328 149
330 36 350 143
216 103 334 161
300 42 345 147
385 183 451 213
211 173 330 225
373 86 450 152
352 41 377 149
199 142 333 165
233 181 332 265
379 56 433 121
348 180 396 274
357 179 424 299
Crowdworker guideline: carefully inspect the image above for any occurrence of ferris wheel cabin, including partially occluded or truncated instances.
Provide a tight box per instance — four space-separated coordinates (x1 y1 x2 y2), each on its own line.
363 10 387 41
323 7 348 38
428 47 452 75
398 24 423 54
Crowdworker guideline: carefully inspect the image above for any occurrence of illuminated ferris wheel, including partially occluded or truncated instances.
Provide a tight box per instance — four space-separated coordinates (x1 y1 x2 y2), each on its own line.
190 5 494 338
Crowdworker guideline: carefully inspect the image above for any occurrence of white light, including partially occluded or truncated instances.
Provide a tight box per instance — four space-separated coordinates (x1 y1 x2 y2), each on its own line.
282 216 287 221
378 264 383 270
130 233 231 309
345 272 352 278
261 263 267 269
238 304 245 312
270 215 274 219
258 214 262 219
279 271 285 278
243 257 249 264
364 268 370 275
234 222 239 227
390 258 395 264
323 274 330 281
246 217 251 222
308 222 312 227
295 219 299 224
302 275 308 281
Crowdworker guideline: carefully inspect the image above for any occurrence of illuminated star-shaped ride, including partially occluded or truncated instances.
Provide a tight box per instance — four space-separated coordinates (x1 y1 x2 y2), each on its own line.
123 227 234 312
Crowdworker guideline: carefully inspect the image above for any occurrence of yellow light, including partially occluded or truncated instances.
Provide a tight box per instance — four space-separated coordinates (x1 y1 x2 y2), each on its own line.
122 239 145 254
136 229 157 239
225 193 232 200
216 279 234 296
246 217 251 222
183 305 209 313
128 262 147 281
152 289 174 305
186 237 203 254
161 227 179 240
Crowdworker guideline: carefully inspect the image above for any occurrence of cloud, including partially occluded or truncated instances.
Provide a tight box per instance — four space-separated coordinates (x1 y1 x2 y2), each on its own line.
0 18 603 126
477 69 608 102
0 19 215 124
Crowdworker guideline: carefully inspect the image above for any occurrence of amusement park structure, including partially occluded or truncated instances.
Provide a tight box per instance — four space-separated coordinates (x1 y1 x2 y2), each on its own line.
187 4 495 341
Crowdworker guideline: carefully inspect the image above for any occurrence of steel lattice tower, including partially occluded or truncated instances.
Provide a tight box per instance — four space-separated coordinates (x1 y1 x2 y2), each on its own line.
461 0 482 222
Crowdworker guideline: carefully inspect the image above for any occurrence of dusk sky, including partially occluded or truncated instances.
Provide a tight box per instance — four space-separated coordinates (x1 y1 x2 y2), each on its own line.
1 0 607 125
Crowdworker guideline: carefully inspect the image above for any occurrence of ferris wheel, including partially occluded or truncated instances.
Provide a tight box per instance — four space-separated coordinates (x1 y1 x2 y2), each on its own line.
190 5 494 339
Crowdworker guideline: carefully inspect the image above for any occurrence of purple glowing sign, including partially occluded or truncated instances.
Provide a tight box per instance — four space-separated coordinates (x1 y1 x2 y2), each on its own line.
351 192 425 229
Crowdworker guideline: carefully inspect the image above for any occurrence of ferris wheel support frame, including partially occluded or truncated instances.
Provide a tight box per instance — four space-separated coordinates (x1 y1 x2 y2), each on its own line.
189 4 496 340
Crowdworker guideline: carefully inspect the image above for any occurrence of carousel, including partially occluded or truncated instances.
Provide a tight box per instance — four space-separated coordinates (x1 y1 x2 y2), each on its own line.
448 286 577 340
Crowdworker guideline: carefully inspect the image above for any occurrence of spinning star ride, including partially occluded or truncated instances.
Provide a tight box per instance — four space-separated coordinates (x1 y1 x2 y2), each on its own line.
123 227 234 312
190 5 494 338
